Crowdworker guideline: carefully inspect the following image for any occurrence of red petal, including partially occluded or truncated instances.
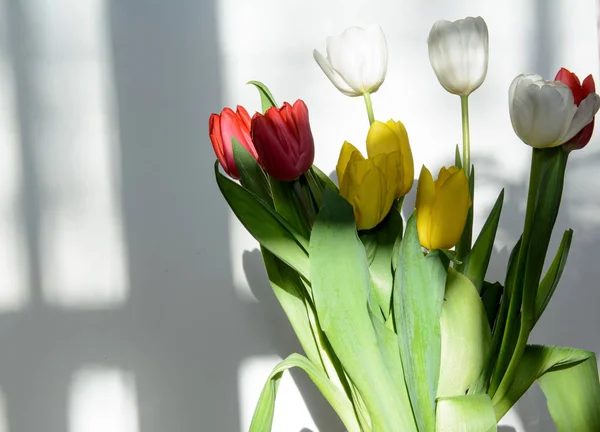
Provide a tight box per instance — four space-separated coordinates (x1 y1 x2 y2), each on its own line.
219 108 243 178
582 74 596 95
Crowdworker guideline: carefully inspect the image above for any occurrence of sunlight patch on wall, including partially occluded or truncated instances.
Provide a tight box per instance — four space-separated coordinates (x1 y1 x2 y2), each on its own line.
238 355 317 432
24 0 129 308
0 0 30 312
69 366 139 432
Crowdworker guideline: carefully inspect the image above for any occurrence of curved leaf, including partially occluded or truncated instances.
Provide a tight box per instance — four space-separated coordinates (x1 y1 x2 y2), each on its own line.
436 395 497 432
248 353 360 432
247 80 277 113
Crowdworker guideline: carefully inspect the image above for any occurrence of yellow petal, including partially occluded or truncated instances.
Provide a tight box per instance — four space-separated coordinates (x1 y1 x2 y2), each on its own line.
366 120 398 157
342 159 390 230
430 168 471 250
435 166 460 191
336 141 364 189
416 166 436 250
371 151 399 204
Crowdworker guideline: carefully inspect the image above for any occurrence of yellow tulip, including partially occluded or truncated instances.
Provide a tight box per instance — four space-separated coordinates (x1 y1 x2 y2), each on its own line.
336 119 413 230
416 165 471 250
366 120 414 198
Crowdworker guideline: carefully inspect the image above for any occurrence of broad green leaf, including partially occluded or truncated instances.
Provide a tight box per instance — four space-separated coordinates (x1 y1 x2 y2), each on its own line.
248 353 361 432
311 165 339 193
438 268 491 398
232 137 272 206
494 345 600 428
310 189 416 432
270 177 311 238
361 200 404 318
215 162 310 279
436 395 497 432
368 311 415 429
539 351 600 431
247 80 277 113
535 229 572 324
394 213 446 432
481 281 503 329
261 249 320 367
463 189 505 292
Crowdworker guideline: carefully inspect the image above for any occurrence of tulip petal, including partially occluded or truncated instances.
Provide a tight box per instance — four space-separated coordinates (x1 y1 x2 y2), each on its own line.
336 141 364 189
313 49 358 97
360 25 388 93
366 120 397 157
561 92 600 144
430 169 470 250
416 166 436 250
346 162 389 230
327 27 373 94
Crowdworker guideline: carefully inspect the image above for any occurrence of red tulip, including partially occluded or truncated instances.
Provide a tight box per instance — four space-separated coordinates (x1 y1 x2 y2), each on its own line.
251 100 315 182
209 105 259 179
555 67 596 150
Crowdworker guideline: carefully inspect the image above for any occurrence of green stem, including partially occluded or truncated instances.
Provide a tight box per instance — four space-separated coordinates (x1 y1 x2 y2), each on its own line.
363 92 375 125
460 95 471 177
293 177 315 227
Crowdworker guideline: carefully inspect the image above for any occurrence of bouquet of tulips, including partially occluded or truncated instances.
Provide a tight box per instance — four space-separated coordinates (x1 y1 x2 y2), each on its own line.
209 16 600 431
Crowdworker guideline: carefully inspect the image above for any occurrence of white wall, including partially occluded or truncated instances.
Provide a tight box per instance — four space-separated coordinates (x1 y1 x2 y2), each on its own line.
0 0 596 431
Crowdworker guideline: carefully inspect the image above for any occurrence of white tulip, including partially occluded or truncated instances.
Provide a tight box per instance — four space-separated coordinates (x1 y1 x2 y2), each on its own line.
509 73 600 148
313 25 387 97
428 16 489 96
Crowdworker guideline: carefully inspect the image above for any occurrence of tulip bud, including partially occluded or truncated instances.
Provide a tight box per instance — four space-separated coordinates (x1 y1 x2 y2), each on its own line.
250 99 315 182
336 142 397 230
555 67 597 150
509 73 600 149
209 106 259 179
336 119 414 231
313 25 387 97
366 119 414 198
416 166 471 250
427 16 489 96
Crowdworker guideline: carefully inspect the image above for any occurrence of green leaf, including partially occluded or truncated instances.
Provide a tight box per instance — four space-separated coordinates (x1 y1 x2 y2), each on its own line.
305 167 324 210
535 229 573 324
481 281 503 329
248 353 361 432
247 80 277 113
394 213 446 432
311 164 340 192
215 162 310 279
455 165 474 266
261 249 320 367
232 137 272 206
270 177 311 238
494 344 600 430
361 200 404 318
454 144 462 169
463 189 505 292
436 395 497 432
438 268 491 398
310 189 416 432
539 351 600 431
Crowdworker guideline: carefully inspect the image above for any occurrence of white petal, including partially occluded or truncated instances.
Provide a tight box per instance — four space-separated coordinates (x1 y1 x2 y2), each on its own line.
360 25 388 93
509 76 575 148
326 26 369 93
427 16 489 95
313 49 359 97
561 92 600 143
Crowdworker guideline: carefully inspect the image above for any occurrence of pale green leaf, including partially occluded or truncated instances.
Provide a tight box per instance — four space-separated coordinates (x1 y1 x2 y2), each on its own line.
310 189 416 432
394 213 446 431
436 394 497 432
248 353 360 432
494 344 600 427
215 162 310 280
438 268 491 398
